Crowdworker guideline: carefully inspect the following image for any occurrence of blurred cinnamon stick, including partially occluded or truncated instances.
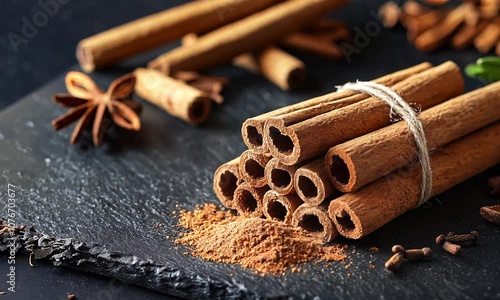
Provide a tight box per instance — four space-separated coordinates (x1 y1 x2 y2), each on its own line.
148 0 348 73
77 0 281 72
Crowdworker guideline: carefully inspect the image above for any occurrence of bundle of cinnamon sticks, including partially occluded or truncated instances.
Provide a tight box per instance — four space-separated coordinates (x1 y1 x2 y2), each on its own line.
379 0 500 54
213 61 500 242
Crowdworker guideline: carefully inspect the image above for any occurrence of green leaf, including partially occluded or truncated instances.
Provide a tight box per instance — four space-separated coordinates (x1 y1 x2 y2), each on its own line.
465 57 500 83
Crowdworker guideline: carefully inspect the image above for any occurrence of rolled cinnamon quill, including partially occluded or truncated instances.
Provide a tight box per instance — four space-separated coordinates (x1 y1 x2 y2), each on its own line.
265 158 301 195
148 0 348 74
474 19 500 53
413 4 470 52
213 157 241 209
281 33 343 59
234 183 270 217
239 150 272 188
263 190 303 224
134 68 212 125
77 0 281 72
265 61 463 165
294 159 337 205
328 122 500 239
242 62 432 154
183 33 306 91
292 204 339 243
326 81 500 193
407 9 450 41
452 21 488 49
234 47 307 91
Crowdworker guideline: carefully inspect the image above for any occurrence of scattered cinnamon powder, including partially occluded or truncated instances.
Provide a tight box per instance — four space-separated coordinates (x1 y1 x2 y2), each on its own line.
175 204 347 275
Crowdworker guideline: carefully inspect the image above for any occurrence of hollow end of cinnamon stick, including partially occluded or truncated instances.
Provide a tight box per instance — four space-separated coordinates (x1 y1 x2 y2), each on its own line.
213 158 241 209
239 150 272 187
265 158 297 194
294 160 336 205
187 96 212 125
234 183 269 218
292 204 338 243
286 66 307 90
265 118 301 165
242 119 267 153
263 190 303 224
328 201 363 239
325 150 357 192
76 42 95 73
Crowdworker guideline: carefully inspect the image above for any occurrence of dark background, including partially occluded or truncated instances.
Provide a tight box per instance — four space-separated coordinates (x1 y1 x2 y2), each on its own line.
0 0 498 299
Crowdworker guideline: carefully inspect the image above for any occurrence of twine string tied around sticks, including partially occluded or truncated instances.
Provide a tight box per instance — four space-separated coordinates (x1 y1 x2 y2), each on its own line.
336 81 432 207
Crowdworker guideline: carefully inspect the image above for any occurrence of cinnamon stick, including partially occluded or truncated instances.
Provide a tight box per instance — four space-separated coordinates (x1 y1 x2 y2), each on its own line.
474 19 500 53
183 33 306 91
407 9 450 41
77 0 281 72
328 122 500 239
265 61 463 165
402 0 432 17
452 20 488 49
265 158 302 195
239 150 272 188
242 62 432 154
294 159 337 205
379 2 402 28
326 81 500 192
413 4 470 52
134 68 212 125
235 47 307 90
280 33 343 59
234 183 270 217
148 0 348 74
213 157 241 209
263 190 303 224
292 204 339 243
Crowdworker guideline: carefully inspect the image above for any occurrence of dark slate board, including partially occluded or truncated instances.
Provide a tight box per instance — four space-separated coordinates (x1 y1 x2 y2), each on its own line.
1 1 500 298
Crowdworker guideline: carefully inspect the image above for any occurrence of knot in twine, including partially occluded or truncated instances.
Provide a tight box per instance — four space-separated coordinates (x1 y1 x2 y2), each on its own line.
336 81 432 207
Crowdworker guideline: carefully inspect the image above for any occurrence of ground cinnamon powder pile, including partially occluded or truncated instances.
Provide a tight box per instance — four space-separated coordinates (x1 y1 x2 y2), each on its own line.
175 204 347 275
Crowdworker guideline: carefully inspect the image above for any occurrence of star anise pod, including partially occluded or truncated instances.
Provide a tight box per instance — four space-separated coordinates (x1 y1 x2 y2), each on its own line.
51 72 141 146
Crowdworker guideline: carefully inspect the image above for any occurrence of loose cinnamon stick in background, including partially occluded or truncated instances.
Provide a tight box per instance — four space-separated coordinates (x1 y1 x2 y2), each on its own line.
241 62 432 154
263 190 303 224
452 20 488 49
148 0 348 74
379 2 401 29
76 0 282 72
294 159 336 205
292 204 338 243
326 81 500 192
234 183 270 217
235 47 307 90
414 4 470 51
281 33 343 59
213 157 241 209
134 68 212 125
183 33 307 91
328 122 500 239
265 158 301 195
265 62 463 165
407 9 450 41
239 150 272 188
474 19 500 53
